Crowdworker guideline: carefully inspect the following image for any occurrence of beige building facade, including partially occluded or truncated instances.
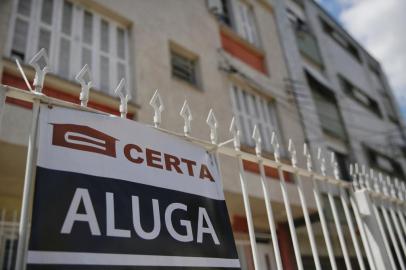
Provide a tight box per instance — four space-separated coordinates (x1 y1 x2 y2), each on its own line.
0 0 312 269
1 0 403 269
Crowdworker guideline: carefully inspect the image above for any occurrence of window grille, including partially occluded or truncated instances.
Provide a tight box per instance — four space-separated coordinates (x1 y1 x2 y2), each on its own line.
171 51 198 86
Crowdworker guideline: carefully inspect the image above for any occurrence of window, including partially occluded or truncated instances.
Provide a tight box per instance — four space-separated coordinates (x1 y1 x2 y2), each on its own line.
320 18 361 63
230 85 280 152
288 11 323 68
367 148 405 179
339 75 382 118
170 45 199 87
7 0 131 95
208 0 260 47
331 150 350 181
382 93 398 122
308 74 347 140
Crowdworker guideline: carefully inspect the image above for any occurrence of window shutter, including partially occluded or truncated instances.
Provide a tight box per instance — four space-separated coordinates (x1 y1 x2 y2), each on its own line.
100 20 109 52
61 1 73 35
41 0 54 25
206 0 223 15
100 56 110 92
58 38 71 78
116 27 125 59
83 11 93 45
231 86 278 151
81 47 92 68
38 28 51 52
17 0 32 16
117 62 126 84
12 18 29 59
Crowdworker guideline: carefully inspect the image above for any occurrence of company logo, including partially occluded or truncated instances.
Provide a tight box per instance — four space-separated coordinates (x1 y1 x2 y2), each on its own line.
52 124 118 157
51 123 215 182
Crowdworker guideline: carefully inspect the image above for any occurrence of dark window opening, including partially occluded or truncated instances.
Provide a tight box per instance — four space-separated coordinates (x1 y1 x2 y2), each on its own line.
320 18 362 63
339 75 382 118
170 49 199 87
307 73 348 140
367 147 405 179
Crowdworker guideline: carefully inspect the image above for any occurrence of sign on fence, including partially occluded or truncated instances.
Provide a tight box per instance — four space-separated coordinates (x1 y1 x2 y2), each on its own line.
26 105 240 269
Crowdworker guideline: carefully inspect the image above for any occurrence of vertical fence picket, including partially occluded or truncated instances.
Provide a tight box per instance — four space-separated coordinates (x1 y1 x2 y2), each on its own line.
271 133 304 270
7 211 17 270
304 145 338 270
380 176 406 270
332 160 366 270
252 126 283 270
318 150 353 270
369 172 398 270
0 209 6 268
230 119 260 269
341 195 366 270
0 86 6 136
288 140 321 270
320 150 354 270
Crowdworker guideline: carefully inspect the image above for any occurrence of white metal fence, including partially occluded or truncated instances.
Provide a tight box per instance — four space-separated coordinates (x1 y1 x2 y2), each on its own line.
1 49 406 270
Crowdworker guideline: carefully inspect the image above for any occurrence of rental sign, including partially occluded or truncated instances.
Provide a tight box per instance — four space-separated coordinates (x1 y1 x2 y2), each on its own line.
27 105 240 269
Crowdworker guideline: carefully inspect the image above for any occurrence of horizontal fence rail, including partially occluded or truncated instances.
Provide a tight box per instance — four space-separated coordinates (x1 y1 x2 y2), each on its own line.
1 48 406 270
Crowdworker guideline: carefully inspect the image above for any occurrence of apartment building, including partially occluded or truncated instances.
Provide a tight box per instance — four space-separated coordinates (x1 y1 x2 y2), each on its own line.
275 0 406 182
0 0 314 269
1 0 404 269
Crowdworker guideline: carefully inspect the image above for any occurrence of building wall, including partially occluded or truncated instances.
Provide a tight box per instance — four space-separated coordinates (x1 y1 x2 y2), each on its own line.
282 0 406 177
0 0 312 230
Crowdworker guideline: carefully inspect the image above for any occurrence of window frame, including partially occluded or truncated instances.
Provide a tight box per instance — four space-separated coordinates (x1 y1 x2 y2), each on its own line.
319 17 362 63
5 0 131 96
169 42 201 89
229 84 280 152
338 75 382 118
366 147 405 179
209 0 261 48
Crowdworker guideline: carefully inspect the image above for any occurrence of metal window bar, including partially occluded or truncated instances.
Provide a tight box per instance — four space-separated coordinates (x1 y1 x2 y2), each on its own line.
2 49 406 270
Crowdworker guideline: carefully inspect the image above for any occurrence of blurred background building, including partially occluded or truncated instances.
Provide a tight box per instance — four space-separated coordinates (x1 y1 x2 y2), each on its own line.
0 0 405 269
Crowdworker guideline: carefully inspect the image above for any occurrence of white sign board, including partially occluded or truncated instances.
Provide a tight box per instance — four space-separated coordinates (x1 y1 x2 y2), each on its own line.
27 105 240 269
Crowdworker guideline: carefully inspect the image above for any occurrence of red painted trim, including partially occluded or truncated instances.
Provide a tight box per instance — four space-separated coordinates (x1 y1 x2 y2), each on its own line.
5 96 33 109
220 29 267 74
278 224 298 270
243 159 292 182
232 215 249 233
2 72 134 119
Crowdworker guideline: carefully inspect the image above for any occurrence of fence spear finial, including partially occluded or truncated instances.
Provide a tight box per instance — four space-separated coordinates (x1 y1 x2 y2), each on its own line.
206 109 218 144
303 143 312 172
366 169 374 190
330 152 339 179
387 176 396 198
317 147 326 176
180 100 192 136
271 132 280 163
149 90 164 128
401 182 406 201
229 117 240 151
394 178 401 199
350 163 359 189
359 165 367 189
114 78 130 118
29 48 49 93
379 173 387 195
252 125 262 157
75 64 92 107
288 139 297 168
